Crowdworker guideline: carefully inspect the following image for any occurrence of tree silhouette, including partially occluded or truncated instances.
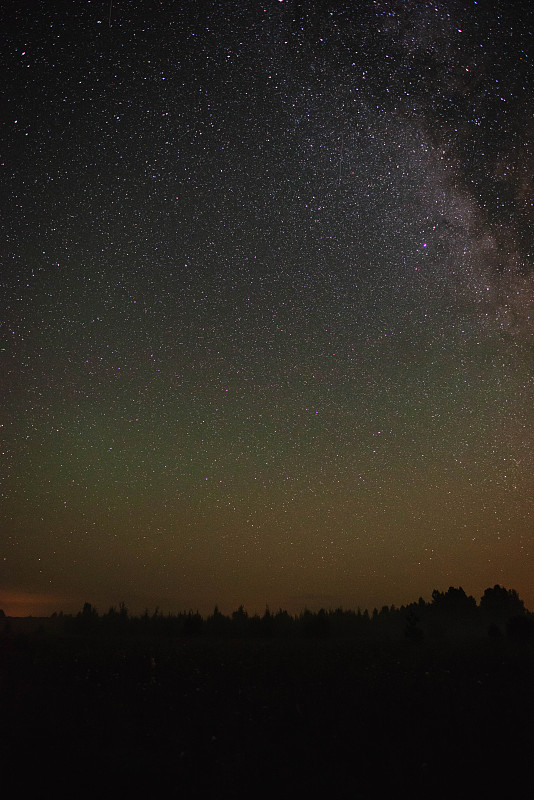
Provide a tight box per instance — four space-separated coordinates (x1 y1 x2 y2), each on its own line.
506 614 534 641
431 586 477 616
183 610 204 635
480 585 525 624
207 605 229 635
37 585 531 642
229 605 249 636
404 609 424 642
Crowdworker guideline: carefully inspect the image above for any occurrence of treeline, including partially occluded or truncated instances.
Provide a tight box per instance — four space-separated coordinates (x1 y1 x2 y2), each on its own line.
52 584 534 641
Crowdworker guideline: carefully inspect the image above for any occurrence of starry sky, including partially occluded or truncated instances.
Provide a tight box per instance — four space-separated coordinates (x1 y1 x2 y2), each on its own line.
1 0 533 617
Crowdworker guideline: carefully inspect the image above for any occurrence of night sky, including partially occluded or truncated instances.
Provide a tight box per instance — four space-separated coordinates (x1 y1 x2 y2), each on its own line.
2 0 532 617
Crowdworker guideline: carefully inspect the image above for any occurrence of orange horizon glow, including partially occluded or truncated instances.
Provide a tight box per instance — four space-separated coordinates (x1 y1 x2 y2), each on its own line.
0 591 82 619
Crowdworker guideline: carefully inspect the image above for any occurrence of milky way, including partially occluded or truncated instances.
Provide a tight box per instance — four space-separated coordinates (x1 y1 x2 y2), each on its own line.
1 0 532 616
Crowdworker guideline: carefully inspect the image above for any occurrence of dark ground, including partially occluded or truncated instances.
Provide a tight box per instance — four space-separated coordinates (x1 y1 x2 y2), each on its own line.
1 622 533 798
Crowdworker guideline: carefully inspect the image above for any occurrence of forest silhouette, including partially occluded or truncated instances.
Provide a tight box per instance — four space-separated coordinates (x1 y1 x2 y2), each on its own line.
2 585 534 799
34 583 532 642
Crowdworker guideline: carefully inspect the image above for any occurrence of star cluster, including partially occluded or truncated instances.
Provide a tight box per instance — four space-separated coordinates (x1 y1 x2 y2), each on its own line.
1 0 532 616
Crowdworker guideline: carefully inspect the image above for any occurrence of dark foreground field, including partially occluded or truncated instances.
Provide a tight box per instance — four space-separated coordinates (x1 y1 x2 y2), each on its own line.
2 625 533 798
